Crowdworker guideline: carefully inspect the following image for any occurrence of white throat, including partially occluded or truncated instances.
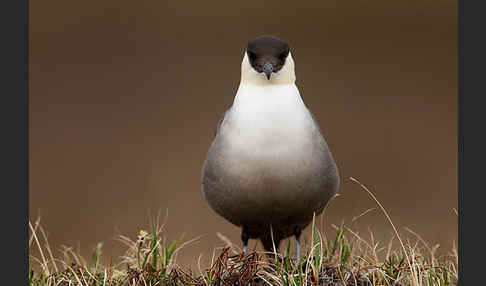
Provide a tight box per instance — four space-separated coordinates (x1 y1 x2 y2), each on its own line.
240 52 296 86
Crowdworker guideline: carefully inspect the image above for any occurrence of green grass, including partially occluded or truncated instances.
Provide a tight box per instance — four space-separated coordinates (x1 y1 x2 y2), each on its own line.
29 179 458 286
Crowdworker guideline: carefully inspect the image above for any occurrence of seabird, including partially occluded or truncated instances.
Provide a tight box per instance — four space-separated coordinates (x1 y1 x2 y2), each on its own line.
202 35 340 263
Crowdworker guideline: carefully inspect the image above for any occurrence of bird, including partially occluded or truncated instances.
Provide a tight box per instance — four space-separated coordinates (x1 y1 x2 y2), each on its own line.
201 35 340 263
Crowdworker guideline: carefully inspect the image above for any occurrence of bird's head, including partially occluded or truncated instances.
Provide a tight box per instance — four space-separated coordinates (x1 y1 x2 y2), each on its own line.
241 35 296 85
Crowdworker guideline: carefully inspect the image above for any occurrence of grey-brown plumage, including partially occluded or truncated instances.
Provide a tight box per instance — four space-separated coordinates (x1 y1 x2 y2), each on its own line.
201 35 340 261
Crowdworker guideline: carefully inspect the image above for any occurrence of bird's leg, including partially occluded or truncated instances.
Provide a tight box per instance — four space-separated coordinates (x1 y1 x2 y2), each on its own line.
294 226 302 264
241 227 249 253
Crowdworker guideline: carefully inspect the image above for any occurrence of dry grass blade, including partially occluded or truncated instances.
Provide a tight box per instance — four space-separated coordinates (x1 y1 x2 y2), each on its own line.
217 232 241 255
29 220 50 276
350 177 419 286
351 208 375 224
37 223 59 273
29 215 42 247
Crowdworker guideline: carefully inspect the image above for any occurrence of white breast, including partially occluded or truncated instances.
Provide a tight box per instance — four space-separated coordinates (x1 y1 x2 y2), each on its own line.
219 83 320 180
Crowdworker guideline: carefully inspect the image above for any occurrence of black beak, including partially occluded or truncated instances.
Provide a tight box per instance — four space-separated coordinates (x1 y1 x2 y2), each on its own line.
263 62 273 80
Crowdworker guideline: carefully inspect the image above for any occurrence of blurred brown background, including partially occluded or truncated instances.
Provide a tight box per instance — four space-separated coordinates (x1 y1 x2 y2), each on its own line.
30 0 457 268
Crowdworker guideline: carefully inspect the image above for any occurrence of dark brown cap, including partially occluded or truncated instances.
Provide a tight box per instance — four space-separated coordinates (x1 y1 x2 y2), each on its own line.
246 35 290 79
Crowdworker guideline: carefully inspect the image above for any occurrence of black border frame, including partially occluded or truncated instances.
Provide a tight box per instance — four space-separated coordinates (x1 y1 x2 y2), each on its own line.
1 0 29 284
458 0 485 285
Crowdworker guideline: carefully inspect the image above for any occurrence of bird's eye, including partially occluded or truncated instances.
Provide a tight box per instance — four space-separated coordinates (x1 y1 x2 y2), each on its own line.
247 51 257 60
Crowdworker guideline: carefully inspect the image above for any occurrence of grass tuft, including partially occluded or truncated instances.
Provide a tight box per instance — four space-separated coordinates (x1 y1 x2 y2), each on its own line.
29 179 457 285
